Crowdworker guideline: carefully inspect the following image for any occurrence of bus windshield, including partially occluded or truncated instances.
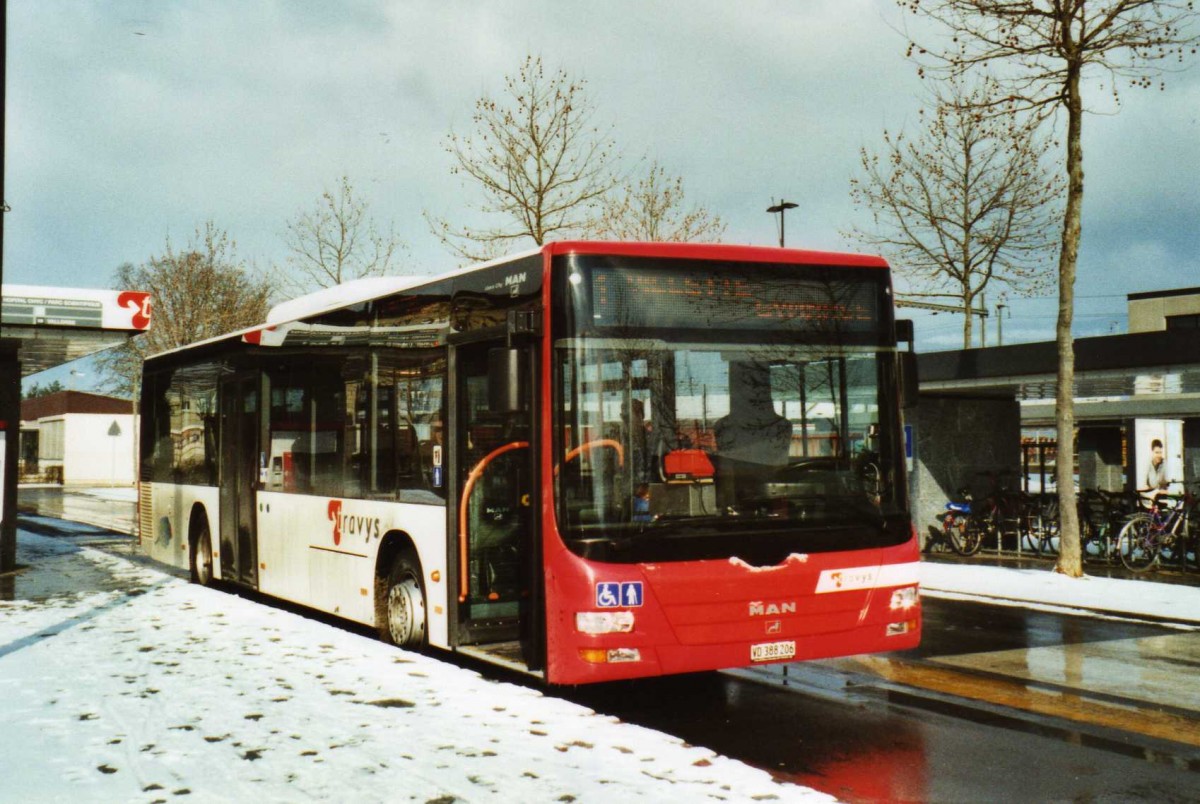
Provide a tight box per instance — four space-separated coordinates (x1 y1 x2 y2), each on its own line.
552 256 908 565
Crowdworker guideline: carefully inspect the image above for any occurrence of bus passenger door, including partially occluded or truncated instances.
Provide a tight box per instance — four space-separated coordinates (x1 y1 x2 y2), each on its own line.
452 339 541 668
219 373 260 587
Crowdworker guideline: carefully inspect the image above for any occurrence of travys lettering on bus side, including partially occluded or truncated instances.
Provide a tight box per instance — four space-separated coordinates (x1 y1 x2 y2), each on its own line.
326 500 382 546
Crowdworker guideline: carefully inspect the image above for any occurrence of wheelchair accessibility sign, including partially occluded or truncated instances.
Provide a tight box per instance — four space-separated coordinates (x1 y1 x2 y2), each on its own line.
596 581 643 608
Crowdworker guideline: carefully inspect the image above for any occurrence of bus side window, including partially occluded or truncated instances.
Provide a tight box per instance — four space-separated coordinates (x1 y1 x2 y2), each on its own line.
393 361 446 499
393 379 420 486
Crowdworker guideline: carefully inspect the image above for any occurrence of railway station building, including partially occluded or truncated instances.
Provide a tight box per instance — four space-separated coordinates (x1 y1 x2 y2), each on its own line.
910 286 1200 540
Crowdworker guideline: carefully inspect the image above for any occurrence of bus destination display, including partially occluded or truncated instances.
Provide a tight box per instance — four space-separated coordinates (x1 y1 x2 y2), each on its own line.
590 265 880 333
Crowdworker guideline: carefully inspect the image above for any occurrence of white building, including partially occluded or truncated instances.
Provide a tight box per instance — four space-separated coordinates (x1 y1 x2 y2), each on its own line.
20 391 137 486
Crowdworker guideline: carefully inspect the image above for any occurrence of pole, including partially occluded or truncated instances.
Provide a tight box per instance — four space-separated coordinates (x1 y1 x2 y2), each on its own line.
980 293 987 348
997 303 1006 346
766 200 798 248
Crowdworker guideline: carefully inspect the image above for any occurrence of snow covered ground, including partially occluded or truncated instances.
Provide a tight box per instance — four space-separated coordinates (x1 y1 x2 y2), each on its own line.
6 490 1197 803
0 531 832 803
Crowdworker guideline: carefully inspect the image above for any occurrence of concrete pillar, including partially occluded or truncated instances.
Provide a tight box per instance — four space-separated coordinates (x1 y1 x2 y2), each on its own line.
910 394 1021 548
1078 426 1124 492
1185 418 1200 488
0 340 20 574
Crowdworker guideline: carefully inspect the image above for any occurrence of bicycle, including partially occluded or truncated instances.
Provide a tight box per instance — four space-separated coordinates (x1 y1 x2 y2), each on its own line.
1021 491 1059 556
1116 482 1200 572
972 470 1023 553
1155 483 1200 572
1079 488 1138 564
938 487 985 556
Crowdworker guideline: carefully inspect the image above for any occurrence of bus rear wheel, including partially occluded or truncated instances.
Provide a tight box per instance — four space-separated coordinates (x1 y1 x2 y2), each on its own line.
382 552 427 649
190 522 214 587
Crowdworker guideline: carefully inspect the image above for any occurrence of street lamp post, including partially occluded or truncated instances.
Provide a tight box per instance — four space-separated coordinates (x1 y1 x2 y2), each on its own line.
766 200 798 248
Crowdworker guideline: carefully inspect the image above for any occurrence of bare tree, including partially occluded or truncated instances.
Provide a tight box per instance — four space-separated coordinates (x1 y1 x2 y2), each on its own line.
846 78 1062 347
899 0 1199 576
589 162 727 243
426 55 619 262
277 175 407 295
95 222 272 397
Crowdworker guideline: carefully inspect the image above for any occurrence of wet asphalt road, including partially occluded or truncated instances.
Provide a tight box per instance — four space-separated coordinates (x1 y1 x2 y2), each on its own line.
17 486 136 536
16 487 1200 801
566 599 1200 803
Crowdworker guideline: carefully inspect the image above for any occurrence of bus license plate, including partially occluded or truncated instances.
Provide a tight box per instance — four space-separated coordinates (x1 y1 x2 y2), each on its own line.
751 640 796 662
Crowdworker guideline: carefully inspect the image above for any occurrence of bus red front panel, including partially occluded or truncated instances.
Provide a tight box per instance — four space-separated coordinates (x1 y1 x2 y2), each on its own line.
542 537 921 685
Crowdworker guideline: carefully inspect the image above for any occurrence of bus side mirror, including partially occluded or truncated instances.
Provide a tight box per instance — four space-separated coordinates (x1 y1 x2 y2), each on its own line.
899 351 919 409
488 348 526 413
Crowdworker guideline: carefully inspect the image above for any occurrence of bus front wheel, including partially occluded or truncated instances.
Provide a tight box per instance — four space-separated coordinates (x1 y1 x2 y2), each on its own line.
190 522 214 587
382 552 427 649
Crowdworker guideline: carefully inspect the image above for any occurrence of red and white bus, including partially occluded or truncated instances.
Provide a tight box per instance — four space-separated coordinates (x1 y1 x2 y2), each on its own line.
139 241 920 684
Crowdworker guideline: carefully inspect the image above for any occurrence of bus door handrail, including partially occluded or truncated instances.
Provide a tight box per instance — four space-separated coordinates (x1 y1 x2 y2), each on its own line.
457 438 626 604
560 439 625 471
458 441 529 603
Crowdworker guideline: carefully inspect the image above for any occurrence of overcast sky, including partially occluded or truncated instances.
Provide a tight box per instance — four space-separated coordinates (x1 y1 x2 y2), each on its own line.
6 0 1199 361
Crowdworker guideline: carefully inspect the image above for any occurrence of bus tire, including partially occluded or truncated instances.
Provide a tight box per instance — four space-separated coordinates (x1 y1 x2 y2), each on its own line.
381 551 427 649
190 520 215 587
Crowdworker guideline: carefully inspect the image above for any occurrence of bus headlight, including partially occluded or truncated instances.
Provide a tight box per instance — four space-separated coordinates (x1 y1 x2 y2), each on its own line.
576 611 635 634
889 586 919 611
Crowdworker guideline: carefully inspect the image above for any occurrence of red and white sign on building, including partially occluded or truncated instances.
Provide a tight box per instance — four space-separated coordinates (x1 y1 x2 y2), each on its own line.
1 285 151 331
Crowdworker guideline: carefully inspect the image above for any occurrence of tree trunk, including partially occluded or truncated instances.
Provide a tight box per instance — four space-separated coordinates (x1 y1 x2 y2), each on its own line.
1055 65 1084 578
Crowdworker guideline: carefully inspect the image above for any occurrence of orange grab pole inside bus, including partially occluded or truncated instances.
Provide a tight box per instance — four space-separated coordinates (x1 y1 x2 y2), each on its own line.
561 439 624 470
457 439 626 604
458 441 529 603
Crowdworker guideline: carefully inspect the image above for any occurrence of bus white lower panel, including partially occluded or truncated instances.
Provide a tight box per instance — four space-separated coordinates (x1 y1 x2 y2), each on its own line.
143 483 219 575
255 492 449 647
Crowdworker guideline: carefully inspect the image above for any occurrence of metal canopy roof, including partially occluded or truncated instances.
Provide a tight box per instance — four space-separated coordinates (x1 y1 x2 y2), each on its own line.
1 285 151 377
918 330 1200 425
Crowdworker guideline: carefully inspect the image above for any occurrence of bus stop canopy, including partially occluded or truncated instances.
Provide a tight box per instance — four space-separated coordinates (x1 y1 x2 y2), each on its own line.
1 285 151 376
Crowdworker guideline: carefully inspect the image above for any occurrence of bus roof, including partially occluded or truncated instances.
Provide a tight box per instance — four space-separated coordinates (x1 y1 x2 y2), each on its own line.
543 240 889 269
144 241 888 363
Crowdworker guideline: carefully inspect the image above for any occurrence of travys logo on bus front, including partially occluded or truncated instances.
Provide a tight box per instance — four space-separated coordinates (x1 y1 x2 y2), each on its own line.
326 500 382 546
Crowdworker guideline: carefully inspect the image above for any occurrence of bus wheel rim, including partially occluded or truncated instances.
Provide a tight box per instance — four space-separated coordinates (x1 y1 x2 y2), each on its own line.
197 536 212 585
388 578 425 646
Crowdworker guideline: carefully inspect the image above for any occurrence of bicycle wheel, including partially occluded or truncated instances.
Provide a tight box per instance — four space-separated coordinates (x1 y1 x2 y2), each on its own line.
975 502 1001 551
1018 502 1045 555
944 513 971 555
1117 513 1157 572
960 515 986 556
1039 497 1060 555
1079 516 1099 560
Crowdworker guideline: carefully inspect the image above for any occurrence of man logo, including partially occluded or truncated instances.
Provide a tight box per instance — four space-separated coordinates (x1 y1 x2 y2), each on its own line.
766 620 782 634
749 600 797 616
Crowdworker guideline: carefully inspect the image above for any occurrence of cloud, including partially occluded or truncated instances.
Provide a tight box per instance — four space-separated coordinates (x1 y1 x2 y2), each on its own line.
4 0 1197 334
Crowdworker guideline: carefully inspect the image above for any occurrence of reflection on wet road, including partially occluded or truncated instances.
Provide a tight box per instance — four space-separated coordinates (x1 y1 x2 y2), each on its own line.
17 487 136 537
831 599 1200 748
568 598 1200 803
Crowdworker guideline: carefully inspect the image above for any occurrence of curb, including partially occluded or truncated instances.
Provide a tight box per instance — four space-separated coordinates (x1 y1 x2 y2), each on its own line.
921 586 1200 629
